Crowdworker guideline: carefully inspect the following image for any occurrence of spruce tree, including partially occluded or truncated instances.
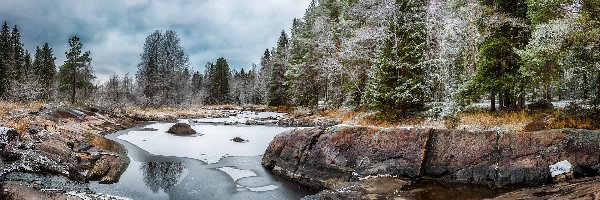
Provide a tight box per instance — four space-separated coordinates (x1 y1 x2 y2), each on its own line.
0 22 11 97
363 0 427 118
10 25 25 82
32 43 57 100
268 31 290 106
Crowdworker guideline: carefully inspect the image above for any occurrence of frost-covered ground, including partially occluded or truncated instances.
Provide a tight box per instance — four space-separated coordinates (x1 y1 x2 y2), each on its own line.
117 122 293 164
191 111 285 125
469 100 587 109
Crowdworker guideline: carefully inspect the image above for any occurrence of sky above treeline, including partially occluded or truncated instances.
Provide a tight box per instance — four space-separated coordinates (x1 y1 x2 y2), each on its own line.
0 0 311 82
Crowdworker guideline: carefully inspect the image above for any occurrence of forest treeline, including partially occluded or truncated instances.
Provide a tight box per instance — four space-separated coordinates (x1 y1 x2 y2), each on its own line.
0 0 598 119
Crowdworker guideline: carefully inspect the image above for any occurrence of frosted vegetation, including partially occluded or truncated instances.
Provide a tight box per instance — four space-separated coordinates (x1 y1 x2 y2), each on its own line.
0 0 597 119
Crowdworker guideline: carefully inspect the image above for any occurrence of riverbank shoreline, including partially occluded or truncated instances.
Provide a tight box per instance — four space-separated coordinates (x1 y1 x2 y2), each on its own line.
1 102 599 199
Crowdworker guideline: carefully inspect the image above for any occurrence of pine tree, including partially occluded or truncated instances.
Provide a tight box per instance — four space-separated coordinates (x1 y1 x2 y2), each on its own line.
363 0 428 118
57 36 95 105
268 31 290 106
258 49 272 104
10 25 25 83
32 43 57 100
0 22 11 97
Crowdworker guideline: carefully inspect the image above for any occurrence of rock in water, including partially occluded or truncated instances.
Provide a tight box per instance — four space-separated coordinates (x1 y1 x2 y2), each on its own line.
167 123 197 135
232 137 248 143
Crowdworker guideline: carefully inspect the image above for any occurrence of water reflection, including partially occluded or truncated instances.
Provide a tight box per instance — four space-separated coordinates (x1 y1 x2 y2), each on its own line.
141 162 186 193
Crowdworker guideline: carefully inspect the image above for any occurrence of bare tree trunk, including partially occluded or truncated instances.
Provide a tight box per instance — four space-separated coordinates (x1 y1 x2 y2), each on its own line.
596 71 600 101
491 93 496 112
518 93 525 110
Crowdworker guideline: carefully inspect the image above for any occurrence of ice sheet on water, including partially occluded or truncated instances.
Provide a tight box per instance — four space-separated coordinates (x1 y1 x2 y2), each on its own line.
217 167 257 182
117 123 293 164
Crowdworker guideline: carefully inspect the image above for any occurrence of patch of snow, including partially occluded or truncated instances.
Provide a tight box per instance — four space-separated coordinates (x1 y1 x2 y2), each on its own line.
117 123 293 164
65 191 132 200
550 160 573 177
193 111 285 124
217 167 257 182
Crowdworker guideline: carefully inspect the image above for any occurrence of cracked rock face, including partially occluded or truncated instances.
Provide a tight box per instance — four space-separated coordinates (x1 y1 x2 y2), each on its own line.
262 126 431 189
262 126 600 189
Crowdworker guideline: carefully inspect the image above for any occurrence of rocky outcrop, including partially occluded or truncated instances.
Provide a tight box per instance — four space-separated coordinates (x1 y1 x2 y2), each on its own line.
167 123 197 135
263 126 430 188
262 126 600 189
86 154 129 184
491 177 600 199
1 105 136 199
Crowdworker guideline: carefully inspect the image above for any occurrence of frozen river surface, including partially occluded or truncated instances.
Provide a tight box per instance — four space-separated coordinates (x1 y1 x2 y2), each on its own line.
90 118 316 200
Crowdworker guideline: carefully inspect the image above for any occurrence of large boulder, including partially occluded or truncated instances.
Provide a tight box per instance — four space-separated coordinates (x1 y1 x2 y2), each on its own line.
87 154 130 184
167 123 197 135
262 125 431 189
263 126 600 188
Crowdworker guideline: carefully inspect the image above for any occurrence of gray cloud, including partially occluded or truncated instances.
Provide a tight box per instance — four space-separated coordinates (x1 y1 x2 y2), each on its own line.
0 0 310 82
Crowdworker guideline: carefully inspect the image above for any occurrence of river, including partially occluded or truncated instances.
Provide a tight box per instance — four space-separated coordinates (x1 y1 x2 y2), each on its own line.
89 118 317 200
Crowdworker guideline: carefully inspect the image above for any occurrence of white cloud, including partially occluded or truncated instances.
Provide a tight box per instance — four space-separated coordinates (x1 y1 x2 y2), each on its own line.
0 0 311 82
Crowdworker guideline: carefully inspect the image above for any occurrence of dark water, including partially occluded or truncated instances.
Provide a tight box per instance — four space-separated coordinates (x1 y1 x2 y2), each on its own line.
90 126 317 200
399 180 521 200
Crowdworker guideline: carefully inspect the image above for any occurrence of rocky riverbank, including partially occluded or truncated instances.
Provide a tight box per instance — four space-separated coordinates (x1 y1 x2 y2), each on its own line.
0 104 139 199
0 103 333 199
262 125 600 199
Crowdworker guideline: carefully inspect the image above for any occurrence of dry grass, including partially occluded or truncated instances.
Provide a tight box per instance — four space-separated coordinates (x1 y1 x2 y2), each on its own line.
457 110 533 131
357 115 426 128
6 117 31 135
0 101 43 118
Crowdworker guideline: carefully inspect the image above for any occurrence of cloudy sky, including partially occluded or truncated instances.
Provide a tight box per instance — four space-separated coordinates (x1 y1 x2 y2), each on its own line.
0 0 311 83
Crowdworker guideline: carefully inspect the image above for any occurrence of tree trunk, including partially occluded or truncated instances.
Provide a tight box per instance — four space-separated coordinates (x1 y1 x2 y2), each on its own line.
596 71 600 101
499 92 504 110
583 73 589 100
544 81 552 101
518 93 525 110
491 93 496 112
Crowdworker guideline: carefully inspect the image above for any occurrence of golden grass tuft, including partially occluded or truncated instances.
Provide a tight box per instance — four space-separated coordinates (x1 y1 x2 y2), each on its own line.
357 115 425 128
457 110 533 131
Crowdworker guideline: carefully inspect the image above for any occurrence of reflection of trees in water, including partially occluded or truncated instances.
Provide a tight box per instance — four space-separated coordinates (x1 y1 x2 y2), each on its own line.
141 162 185 193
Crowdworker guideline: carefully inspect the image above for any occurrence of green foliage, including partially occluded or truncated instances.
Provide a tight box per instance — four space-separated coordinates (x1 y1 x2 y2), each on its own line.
268 31 290 106
525 0 571 26
363 0 428 118
0 21 10 97
481 0 528 18
32 43 57 100
205 57 231 104
57 36 95 104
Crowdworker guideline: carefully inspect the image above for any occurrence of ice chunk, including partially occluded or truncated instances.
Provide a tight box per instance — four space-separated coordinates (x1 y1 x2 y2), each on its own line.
217 167 257 182
549 160 572 177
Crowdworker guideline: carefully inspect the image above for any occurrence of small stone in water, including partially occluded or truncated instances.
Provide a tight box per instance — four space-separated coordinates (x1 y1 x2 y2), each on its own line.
232 137 248 143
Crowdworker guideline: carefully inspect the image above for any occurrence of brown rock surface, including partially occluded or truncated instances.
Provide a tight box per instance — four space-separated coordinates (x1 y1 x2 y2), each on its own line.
262 126 431 189
167 123 197 135
491 177 600 200
263 126 600 189
87 154 130 184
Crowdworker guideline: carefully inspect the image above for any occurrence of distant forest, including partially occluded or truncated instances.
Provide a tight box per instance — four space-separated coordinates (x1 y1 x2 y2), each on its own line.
0 0 597 119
